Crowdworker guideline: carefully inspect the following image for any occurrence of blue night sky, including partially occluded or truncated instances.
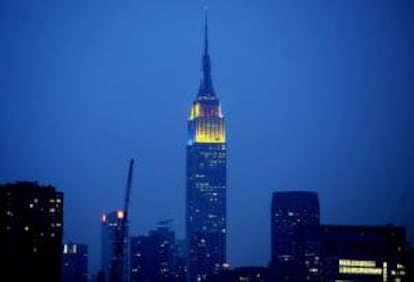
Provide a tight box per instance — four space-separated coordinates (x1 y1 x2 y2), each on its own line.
1 0 414 275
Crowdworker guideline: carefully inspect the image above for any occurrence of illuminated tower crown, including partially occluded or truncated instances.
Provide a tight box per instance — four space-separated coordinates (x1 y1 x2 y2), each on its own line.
188 11 226 145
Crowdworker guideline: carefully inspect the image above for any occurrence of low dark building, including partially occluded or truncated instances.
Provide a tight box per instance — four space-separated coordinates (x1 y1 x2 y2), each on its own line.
0 181 64 282
299 225 410 282
409 247 414 282
62 242 88 282
207 267 272 282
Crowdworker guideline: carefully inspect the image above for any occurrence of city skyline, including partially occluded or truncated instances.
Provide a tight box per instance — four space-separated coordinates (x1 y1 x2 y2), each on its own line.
1 0 414 277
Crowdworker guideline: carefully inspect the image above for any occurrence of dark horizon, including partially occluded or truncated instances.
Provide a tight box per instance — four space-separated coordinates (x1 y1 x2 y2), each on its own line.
1 0 414 277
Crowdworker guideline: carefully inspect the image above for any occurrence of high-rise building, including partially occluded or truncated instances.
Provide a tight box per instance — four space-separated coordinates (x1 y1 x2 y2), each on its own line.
62 242 88 282
301 224 410 282
130 221 178 282
101 210 128 282
270 191 320 281
186 12 227 282
130 235 157 282
0 181 63 282
172 238 187 281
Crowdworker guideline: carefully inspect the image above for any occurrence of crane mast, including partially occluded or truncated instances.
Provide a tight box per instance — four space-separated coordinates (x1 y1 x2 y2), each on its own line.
124 158 134 223
110 158 134 282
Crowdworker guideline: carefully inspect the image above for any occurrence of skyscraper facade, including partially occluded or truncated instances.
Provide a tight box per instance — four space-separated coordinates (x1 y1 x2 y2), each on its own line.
186 13 227 282
271 191 320 281
62 242 88 282
130 221 181 282
0 181 63 282
101 210 129 282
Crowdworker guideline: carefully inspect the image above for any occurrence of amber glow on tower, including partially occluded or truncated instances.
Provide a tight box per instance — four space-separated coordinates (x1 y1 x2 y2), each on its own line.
117 210 125 219
188 100 225 144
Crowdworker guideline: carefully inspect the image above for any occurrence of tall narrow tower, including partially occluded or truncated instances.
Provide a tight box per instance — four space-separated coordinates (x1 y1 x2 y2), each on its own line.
186 11 227 282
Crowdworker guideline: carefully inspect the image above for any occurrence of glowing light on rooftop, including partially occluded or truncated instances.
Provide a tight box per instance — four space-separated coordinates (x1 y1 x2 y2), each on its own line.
117 210 125 219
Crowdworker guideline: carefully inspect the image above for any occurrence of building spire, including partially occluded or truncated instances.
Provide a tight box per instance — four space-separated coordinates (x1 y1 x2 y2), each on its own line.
198 6 215 97
204 7 209 55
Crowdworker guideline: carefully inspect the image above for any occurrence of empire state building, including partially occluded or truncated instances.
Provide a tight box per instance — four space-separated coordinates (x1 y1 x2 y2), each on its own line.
186 13 227 282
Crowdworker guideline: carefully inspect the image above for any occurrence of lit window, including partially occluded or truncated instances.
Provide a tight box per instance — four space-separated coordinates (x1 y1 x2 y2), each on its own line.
339 259 376 267
339 266 382 275
397 264 405 269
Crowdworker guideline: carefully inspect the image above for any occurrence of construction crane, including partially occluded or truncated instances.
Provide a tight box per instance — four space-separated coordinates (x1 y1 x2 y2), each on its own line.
110 158 134 282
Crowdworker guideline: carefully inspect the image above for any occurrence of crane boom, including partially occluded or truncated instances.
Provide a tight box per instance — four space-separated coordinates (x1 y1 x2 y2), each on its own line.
110 158 135 282
123 158 134 222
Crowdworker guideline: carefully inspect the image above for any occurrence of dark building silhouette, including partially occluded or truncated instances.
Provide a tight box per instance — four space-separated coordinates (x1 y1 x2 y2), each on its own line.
207 267 271 282
101 210 128 282
130 235 159 281
300 225 410 282
0 181 63 282
62 242 88 282
186 12 227 282
270 191 320 281
130 221 185 282
409 247 414 281
172 239 187 281
93 269 106 282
